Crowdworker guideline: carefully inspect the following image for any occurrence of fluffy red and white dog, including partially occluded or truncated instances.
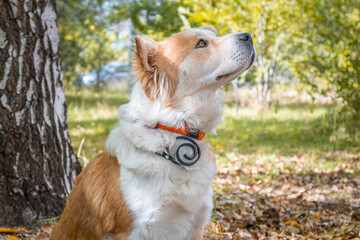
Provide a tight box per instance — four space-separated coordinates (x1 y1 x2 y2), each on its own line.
50 26 255 240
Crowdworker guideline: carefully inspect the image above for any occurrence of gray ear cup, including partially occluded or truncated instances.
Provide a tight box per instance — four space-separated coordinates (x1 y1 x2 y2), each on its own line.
168 136 201 166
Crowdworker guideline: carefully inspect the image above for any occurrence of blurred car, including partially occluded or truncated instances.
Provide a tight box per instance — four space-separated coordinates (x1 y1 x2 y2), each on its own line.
74 62 130 87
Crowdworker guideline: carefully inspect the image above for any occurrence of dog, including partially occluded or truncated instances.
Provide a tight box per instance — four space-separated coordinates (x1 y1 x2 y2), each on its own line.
50 26 255 240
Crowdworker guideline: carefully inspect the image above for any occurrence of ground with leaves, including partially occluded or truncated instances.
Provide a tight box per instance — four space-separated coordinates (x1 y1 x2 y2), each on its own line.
1 87 359 239
205 152 360 239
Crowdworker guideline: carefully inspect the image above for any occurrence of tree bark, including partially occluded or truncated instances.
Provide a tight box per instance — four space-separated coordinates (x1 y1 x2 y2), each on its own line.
0 0 82 226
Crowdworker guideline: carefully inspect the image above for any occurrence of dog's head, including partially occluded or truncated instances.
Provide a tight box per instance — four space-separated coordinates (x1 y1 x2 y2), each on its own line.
133 26 255 102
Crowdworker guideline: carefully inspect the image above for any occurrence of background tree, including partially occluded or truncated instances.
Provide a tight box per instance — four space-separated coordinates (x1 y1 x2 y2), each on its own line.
57 0 126 85
121 0 358 135
293 0 360 136
0 0 81 225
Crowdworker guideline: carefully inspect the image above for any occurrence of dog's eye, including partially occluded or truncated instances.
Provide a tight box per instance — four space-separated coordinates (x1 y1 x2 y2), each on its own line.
196 39 207 49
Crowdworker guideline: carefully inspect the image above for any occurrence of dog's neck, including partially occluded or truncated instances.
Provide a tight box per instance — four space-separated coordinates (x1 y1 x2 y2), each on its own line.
128 82 222 132
107 82 223 156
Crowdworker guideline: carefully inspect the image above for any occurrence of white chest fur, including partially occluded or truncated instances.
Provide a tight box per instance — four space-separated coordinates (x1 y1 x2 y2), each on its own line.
116 140 216 240
105 85 222 239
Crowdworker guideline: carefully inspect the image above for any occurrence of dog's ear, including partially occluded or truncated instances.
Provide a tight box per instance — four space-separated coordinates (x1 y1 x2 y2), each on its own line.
198 26 217 36
133 35 178 101
135 35 158 72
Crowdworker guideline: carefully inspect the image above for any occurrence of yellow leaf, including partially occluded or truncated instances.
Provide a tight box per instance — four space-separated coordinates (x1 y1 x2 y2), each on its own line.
284 220 300 227
8 236 19 240
0 227 17 233
316 214 321 220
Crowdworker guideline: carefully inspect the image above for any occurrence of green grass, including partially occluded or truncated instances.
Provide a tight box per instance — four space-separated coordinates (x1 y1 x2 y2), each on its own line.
66 87 129 162
211 103 357 155
66 87 358 163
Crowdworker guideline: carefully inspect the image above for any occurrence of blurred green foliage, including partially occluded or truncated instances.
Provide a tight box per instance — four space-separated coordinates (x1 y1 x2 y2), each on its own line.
57 0 126 84
109 0 186 40
294 0 360 136
57 0 359 137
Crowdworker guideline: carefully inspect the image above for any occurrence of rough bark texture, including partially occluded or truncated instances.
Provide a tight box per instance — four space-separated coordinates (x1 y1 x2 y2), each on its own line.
0 0 82 226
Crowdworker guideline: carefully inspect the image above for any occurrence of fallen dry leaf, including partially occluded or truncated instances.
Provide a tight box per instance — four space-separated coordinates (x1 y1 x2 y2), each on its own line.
0 228 17 233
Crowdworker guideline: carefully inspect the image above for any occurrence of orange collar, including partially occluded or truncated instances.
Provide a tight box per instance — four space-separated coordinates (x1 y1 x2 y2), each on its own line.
151 122 205 140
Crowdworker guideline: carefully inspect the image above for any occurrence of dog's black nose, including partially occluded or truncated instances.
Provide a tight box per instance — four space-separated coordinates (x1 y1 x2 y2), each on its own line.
239 33 251 41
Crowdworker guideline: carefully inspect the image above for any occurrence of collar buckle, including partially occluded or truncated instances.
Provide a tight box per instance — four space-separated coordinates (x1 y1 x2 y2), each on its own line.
156 136 201 167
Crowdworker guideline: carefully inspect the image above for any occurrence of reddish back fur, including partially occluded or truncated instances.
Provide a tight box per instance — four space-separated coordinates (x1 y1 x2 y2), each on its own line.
132 43 179 100
50 152 132 240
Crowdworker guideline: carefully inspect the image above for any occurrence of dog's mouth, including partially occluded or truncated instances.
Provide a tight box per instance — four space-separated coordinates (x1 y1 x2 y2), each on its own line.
216 51 256 82
216 70 240 82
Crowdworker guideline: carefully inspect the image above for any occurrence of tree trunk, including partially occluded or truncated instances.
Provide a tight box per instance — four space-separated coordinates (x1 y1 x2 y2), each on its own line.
0 0 82 226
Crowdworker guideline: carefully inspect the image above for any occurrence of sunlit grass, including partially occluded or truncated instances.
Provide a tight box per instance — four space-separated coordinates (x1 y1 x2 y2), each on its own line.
66 87 358 166
206 103 359 182
66 87 129 161
208 104 357 157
